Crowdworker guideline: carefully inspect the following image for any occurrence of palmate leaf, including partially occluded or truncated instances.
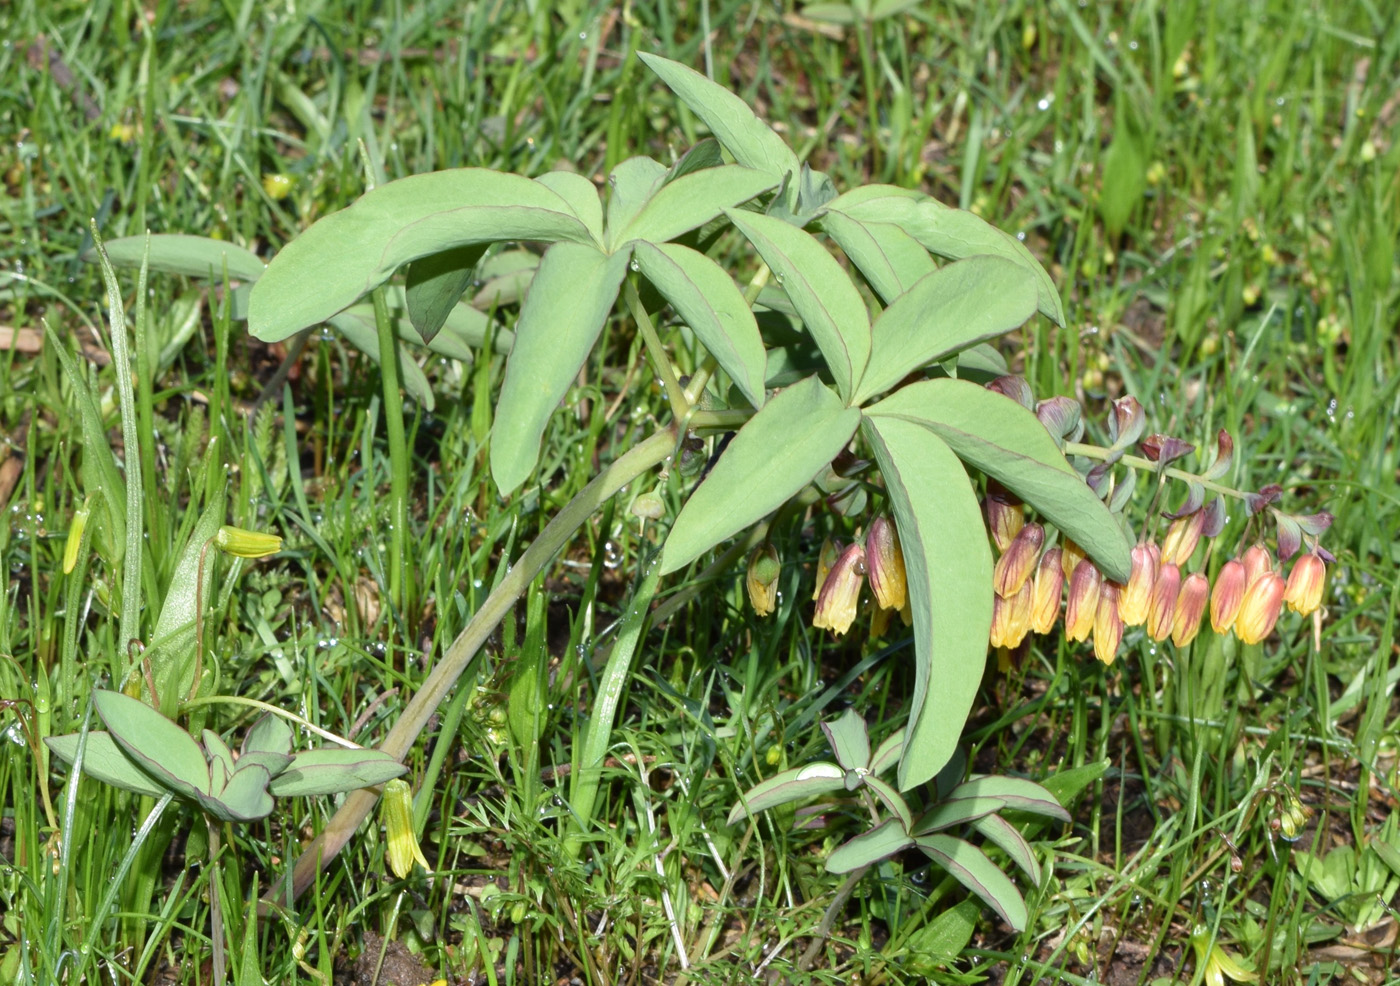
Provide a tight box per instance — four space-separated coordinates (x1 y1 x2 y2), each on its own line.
916 833 1029 931
95 690 210 801
950 775 1071 821
535 170 605 242
248 169 597 342
632 242 767 408
821 708 871 773
616 165 776 247
603 157 669 238
819 211 936 305
825 185 1065 326
207 763 274 822
851 257 1038 405
660 376 860 574
267 748 407 797
864 380 1132 582
490 243 633 494
44 731 168 799
725 209 871 402
638 54 801 196
860 416 993 791
972 813 1041 886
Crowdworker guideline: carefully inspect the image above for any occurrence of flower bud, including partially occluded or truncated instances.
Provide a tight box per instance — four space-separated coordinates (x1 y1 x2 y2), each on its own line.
991 579 1034 650
812 537 841 602
984 489 1024 554
865 516 907 613
64 504 90 575
1030 547 1064 634
993 523 1044 598
746 543 781 618
1240 542 1273 587
1160 510 1205 567
380 778 430 878
1064 560 1103 643
1093 582 1123 665
813 543 866 636
214 525 282 558
1117 543 1159 627
1171 572 1210 647
1283 553 1325 615
1210 558 1247 633
1145 562 1181 642
1060 538 1086 580
1235 572 1285 644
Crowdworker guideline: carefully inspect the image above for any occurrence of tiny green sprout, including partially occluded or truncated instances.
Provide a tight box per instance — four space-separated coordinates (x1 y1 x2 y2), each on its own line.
63 502 90 574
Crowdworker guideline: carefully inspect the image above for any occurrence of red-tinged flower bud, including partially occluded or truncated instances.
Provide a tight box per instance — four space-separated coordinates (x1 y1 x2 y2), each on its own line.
1160 510 1205 567
1031 547 1064 634
1036 396 1082 442
1093 582 1124 665
1235 571 1285 644
813 543 866 636
1117 543 1160 627
865 516 907 613
1210 558 1247 633
991 579 1034 649
986 375 1035 409
1284 553 1326 615
1145 562 1181 642
746 543 781 618
1064 559 1103 643
984 490 1025 554
1241 542 1273 587
812 537 842 602
1109 395 1146 448
1061 538 1087 580
994 522 1044 598
1171 572 1210 646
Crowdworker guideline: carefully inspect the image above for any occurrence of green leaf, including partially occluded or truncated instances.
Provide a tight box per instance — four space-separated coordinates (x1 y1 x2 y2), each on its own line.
534 170 605 243
860 416 993 791
1039 759 1109 807
726 762 846 825
865 775 914 832
618 165 776 247
204 764 274 822
916 833 1029 931
490 243 632 494
203 729 236 783
603 157 669 239
819 212 936 305
661 376 860 574
84 233 266 283
242 714 293 757
1099 92 1146 239
826 186 1065 326
146 482 227 702
864 380 1133 582
852 257 1038 404
405 244 488 344
906 898 981 965
233 750 294 778
821 708 871 772
44 731 168 799
950 775 1071 822
639 54 801 191
268 748 407 797
869 728 906 776
95 690 210 801
827 818 916 873
248 169 594 342
47 333 127 555
633 242 767 408
725 209 870 402
972 814 1041 886
470 249 541 311
915 796 1009 834
326 307 437 411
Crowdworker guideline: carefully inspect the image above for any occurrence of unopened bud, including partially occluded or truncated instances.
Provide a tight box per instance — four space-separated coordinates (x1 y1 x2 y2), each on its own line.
1235 571 1285 644
1064 560 1103 643
865 516 907 613
1160 510 1205 567
994 523 1044 598
1145 562 1181 642
1210 558 1247 633
1240 542 1274 587
984 490 1025 554
746 543 781 618
1283 553 1326 615
214 525 282 558
1030 547 1064 634
991 579 1034 650
1093 582 1123 665
380 778 430 878
1171 572 1210 647
1117 543 1159 626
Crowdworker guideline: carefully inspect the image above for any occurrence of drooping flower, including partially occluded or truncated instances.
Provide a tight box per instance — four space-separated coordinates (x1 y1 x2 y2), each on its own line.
1145 562 1181 643
746 543 781 618
1210 558 1247 633
1117 543 1160 627
1064 560 1103 643
984 487 1024 554
1171 572 1210 647
1093 582 1124 665
1030 547 1064 635
813 543 866 636
1189 926 1258 986
865 516 907 613
993 523 1044 598
1235 572 1285 644
992 579 1035 650
381 778 430 879
1240 542 1274 587
1283 553 1325 615
1060 538 1087 580
812 538 841 602
1161 510 1206 567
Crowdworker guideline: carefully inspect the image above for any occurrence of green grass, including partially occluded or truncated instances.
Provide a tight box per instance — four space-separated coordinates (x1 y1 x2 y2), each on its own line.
2 1 1398 984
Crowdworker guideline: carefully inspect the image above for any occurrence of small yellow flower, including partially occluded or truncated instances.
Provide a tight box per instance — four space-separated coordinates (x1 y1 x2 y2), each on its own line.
812 543 865 637
1210 558 1247 633
1064 559 1102 643
381 778 430 879
1117 542 1159 627
865 516 907 613
993 522 1044 598
1283 553 1325 615
214 525 282 558
1171 572 1210 647
746 543 781 618
1190 926 1258 986
1145 562 1181 643
1092 582 1123 665
1030 547 1064 635
1235 572 1285 645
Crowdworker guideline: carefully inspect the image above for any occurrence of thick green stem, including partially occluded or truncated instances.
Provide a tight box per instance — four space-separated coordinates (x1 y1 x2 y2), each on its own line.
372 288 411 619
271 427 677 904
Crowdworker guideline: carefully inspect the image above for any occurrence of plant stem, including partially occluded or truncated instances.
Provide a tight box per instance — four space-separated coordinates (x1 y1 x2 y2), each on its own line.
270 427 678 904
372 287 411 623
1064 441 1247 501
623 278 691 423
